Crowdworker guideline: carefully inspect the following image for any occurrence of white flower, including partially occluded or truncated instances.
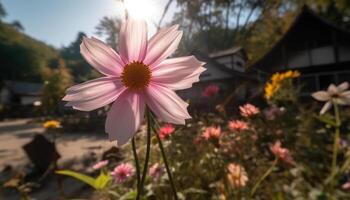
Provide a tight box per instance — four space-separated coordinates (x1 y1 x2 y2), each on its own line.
312 82 350 115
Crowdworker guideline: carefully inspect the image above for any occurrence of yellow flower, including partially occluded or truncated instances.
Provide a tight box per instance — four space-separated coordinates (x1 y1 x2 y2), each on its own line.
264 70 300 100
271 72 281 82
292 70 300 78
43 120 61 129
226 163 248 188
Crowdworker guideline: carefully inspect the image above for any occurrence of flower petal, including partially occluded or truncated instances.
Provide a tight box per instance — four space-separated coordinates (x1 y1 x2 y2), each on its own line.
152 63 206 90
145 84 191 124
342 90 350 98
327 84 338 95
118 20 148 63
63 77 126 111
143 25 182 68
338 82 349 92
105 91 145 146
335 97 349 105
320 101 332 115
81 37 124 76
311 91 330 102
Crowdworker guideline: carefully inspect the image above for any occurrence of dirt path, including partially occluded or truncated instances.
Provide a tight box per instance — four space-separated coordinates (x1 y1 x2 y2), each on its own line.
0 119 116 170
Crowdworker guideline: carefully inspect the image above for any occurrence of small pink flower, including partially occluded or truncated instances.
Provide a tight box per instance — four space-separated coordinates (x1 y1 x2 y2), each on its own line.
158 124 175 139
202 85 219 97
239 103 260 117
111 163 135 183
193 137 202 145
149 163 165 181
342 181 350 190
228 120 248 132
270 141 294 165
202 126 221 140
263 106 282 120
92 160 109 170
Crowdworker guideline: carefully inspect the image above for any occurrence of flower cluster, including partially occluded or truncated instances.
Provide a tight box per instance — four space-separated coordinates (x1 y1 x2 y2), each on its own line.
202 126 221 140
92 160 109 170
111 163 135 183
149 163 165 181
202 85 220 97
270 141 294 165
158 124 175 139
263 106 283 120
226 163 249 188
264 70 300 100
43 120 61 129
228 120 248 132
239 103 260 117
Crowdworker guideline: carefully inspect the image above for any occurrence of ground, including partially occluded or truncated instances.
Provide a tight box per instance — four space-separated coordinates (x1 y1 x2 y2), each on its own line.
0 118 116 199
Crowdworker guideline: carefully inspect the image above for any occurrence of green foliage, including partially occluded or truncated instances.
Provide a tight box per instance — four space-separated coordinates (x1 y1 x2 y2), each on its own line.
0 22 58 82
56 170 112 190
60 32 96 83
56 170 96 189
0 1 6 20
95 16 122 50
41 59 72 115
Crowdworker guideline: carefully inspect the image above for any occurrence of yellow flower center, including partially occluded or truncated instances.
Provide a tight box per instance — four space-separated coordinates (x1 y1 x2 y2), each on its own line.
121 61 152 90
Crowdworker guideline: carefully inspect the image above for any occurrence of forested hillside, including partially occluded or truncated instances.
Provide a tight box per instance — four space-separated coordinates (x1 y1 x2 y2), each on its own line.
0 21 59 83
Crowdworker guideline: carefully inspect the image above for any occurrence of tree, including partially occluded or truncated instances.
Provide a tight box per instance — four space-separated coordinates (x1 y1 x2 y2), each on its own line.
0 1 6 20
10 20 24 31
95 16 122 50
41 59 73 115
60 32 95 82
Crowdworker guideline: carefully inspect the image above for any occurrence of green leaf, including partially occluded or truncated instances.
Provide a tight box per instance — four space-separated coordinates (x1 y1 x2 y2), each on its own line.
94 171 111 189
56 170 97 189
314 115 337 127
119 190 138 200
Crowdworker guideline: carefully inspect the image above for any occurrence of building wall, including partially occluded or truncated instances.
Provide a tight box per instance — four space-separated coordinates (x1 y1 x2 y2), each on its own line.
0 88 10 105
200 63 234 82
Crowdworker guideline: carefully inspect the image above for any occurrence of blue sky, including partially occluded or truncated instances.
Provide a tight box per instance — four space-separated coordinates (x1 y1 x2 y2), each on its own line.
2 0 175 48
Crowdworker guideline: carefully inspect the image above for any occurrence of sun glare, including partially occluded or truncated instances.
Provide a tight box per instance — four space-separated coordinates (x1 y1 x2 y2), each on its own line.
124 0 158 21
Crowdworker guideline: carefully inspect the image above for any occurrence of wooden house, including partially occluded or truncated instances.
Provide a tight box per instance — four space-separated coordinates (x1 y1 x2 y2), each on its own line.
251 6 350 95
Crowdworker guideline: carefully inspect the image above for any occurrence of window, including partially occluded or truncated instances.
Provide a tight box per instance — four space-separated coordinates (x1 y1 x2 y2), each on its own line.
337 72 350 83
318 74 336 90
300 76 317 93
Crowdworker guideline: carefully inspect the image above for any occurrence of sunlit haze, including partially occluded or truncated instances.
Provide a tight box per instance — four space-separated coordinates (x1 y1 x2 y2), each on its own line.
2 0 175 48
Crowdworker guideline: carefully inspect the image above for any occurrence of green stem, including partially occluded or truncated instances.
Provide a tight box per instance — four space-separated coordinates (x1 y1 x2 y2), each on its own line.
330 102 341 191
136 110 152 200
250 158 278 197
132 137 141 189
156 132 179 200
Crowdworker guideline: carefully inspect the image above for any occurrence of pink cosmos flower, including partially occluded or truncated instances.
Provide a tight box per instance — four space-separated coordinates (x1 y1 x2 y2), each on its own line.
92 160 109 170
342 181 350 190
158 124 175 139
63 20 206 146
226 163 249 188
270 141 294 165
202 85 219 97
239 103 260 117
149 163 165 181
228 120 248 132
202 126 221 140
111 163 135 183
312 82 350 115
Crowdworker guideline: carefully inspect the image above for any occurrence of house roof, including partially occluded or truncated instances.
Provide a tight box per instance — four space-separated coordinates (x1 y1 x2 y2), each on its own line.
192 51 255 80
250 6 350 73
209 47 246 58
3 81 43 96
